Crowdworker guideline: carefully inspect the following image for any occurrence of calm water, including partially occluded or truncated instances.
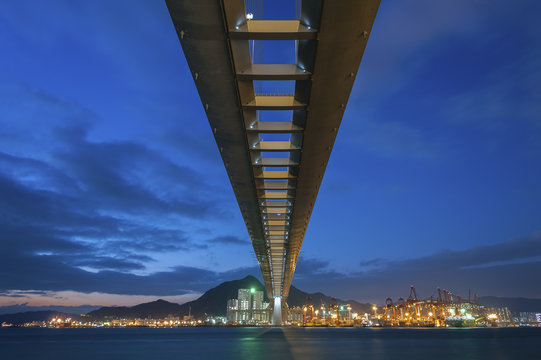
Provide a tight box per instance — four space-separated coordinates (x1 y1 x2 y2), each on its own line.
1 327 540 360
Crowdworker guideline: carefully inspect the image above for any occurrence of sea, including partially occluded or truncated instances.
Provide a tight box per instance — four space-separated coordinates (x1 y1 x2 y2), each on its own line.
1 327 540 359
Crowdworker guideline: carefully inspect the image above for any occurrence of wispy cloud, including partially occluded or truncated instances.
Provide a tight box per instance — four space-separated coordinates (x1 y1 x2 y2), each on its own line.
0 82 247 282
294 233 541 303
208 235 250 246
1 0 540 307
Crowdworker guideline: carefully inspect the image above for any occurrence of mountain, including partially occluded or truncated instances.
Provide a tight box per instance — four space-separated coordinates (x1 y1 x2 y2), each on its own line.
87 299 183 320
87 275 373 319
176 275 267 317
288 286 374 315
5 282 539 323
87 275 266 319
0 304 100 315
0 311 80 325
478 296 541 313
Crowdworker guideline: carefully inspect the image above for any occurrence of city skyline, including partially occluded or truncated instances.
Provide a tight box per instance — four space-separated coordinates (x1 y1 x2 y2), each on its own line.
1 0 541 312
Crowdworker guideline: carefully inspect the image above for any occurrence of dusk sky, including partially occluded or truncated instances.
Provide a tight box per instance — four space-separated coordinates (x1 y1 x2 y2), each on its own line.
1 0 540 313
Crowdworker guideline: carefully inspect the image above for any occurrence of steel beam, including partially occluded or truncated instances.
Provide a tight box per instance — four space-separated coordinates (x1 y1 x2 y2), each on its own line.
243 96 307 110
230 20 316 40
166 0 380 312
237 64 311 80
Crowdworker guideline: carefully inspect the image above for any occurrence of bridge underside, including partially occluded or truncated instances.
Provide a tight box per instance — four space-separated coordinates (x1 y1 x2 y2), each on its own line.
166 0 379 319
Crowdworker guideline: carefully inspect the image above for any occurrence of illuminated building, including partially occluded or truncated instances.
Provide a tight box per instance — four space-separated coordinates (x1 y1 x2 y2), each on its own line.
519 312 541 324
226 288 270 323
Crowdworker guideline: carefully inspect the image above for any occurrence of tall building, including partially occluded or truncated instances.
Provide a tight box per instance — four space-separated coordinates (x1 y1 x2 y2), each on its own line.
519 312 541 324
252 290 263 311
238 289 251 311
226 288 270 323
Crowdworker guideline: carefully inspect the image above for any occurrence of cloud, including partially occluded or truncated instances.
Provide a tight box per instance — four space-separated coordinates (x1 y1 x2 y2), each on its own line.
292 232 541 303
342 0 541 160
294 258 333 277
0 166 231 293
440 49 541 132
0 156 258 296
0 290 48 298
51 126 220 219
359 258 384 268
0 83 247 292
341 117 441 161
73 257 146 271
0 303 101 315
1 0 540 308
0 241 260 296
163 130 222 165
209 235 250 246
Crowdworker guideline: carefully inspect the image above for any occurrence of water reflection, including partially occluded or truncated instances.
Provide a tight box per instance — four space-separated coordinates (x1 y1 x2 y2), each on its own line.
1 327 540 360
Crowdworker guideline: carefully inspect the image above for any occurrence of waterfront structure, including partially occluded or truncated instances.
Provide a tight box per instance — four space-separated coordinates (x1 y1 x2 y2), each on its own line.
379 286 515 327
238 289 251 311
288 306 304 324
166 0 380 324
291 302 356 327
519 312 541 324
227 288 270 323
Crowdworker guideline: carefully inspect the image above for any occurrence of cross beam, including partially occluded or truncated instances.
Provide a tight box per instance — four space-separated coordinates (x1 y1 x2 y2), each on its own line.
166 0 380 324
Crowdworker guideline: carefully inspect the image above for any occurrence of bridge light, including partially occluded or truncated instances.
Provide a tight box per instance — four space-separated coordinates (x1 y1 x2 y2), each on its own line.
246 13 253 20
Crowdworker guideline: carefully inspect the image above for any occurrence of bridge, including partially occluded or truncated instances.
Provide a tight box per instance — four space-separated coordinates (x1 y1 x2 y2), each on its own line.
166 0 380 324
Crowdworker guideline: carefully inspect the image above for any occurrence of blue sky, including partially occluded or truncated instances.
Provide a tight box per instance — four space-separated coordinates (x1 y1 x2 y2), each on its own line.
1 0 540 310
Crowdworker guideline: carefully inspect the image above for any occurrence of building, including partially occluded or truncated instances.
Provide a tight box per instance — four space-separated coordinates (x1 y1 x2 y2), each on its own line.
287 306 304 324
238 289 250 311
519 312 541 324
227 288 270 323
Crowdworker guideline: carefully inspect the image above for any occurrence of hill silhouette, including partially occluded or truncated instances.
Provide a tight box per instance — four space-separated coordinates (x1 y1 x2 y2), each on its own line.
478 296 541 313
6 278 540 322
87 275 265 319
86 299 183 320
288 286 373 314
175 275 266 317
87 275 373 319
0 311 81 325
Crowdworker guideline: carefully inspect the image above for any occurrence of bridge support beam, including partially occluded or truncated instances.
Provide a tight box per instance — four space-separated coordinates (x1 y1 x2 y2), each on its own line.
272 297 282 326
166 0 380 307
